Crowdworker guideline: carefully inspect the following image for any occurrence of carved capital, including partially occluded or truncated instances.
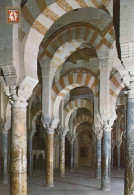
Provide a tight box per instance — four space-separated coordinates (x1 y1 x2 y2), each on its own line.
96 130 103 139
58 128 69 138
29 129 36 139
9 85 33 107
3 121 11 133
122 74 134 98
46 127 55 135
101 120 114 132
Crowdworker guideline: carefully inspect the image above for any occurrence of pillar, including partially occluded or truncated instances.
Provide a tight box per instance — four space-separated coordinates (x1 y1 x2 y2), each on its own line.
9 86 32 195
111 148 114 168
96 135 102 179
117 144 120 169
10 98 28 195
74 140 79 167
28 137 33 176
101 125 111 191
59 134 65 177
70 141 74 172
1 131 8 184
125 95 134 195
46 128 54 187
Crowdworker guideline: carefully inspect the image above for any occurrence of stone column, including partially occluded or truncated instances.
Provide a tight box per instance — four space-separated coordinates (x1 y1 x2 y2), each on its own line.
125 93 134 195
59 134 65 177
1 131 8 184
111 147 114 168
28 137 33 176
46 128 54 187
70 141 74 172
9 86 32 195
96 135 102 179
74 140 79 167
117 144 120 169
101 123 112 191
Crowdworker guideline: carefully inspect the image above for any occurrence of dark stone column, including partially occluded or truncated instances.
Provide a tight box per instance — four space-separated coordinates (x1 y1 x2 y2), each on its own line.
96 136 102 179
1 132 8 184
101 126 111 191
28 137 33 176
117 144 120 169
111 148 114 168
125 98 134 195
46 128 54 187
70 141 74 172
59 135 65 177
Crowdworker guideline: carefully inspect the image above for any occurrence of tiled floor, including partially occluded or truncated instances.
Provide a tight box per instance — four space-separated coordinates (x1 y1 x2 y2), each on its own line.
0 167 124 195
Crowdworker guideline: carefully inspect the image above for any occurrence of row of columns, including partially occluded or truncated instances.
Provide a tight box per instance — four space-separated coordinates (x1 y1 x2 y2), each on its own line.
0 87 134 195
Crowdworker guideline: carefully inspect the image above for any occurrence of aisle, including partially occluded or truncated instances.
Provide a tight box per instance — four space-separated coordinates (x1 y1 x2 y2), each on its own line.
28 167 124 195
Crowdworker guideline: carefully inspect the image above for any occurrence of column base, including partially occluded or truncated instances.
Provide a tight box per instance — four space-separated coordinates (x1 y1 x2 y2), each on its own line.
46 184 54 187
96 176 101 179
0 179 8 184
60 175 65 177
70 169 74 172
101 184 110 191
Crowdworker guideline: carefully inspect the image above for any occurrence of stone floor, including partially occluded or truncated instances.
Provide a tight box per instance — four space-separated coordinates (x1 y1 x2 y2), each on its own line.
0 167 124 195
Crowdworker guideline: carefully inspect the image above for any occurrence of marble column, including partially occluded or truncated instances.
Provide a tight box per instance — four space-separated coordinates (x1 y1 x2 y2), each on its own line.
1 132 8 184
111 148 114 168
117 144 120 169
9 85 32 195
59 134 65 177
70 141 74 172
125 97 134 195
101 126 111 191
28 137 33 176
96 135 102 179
74 140 79 167
46 128 54 187
10 99 28 195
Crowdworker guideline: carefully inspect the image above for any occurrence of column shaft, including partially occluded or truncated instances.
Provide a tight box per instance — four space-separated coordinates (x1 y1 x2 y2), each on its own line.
59 136 65 177
70 142 74 172
125 98 134 195
111 148 113 168
28 138 32 176
96 136 101 179
10 105 27 195
101 130 111 191
117 145 120 169
46 133 54 187
1 132 8 184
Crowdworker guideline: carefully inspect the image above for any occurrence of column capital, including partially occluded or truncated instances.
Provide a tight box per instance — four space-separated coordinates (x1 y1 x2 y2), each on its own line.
3 121 11 133
29 129 36 140
122 74 134 98
58 128 69 138
9 85 33 107
46 127 55 135
96 130 103 139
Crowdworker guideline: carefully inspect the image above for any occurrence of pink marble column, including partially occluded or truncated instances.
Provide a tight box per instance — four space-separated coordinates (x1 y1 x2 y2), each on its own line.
9 86 32 195
59 134 65 177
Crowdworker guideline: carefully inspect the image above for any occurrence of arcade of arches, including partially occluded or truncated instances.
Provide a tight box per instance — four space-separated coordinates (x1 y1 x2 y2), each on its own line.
0 0 134 195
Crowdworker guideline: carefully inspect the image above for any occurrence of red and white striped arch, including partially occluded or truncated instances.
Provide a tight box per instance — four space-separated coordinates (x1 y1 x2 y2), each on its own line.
64 99 93 129
64 98 93 117
22 0 113 88
73 115 93 136
52 72 98 119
